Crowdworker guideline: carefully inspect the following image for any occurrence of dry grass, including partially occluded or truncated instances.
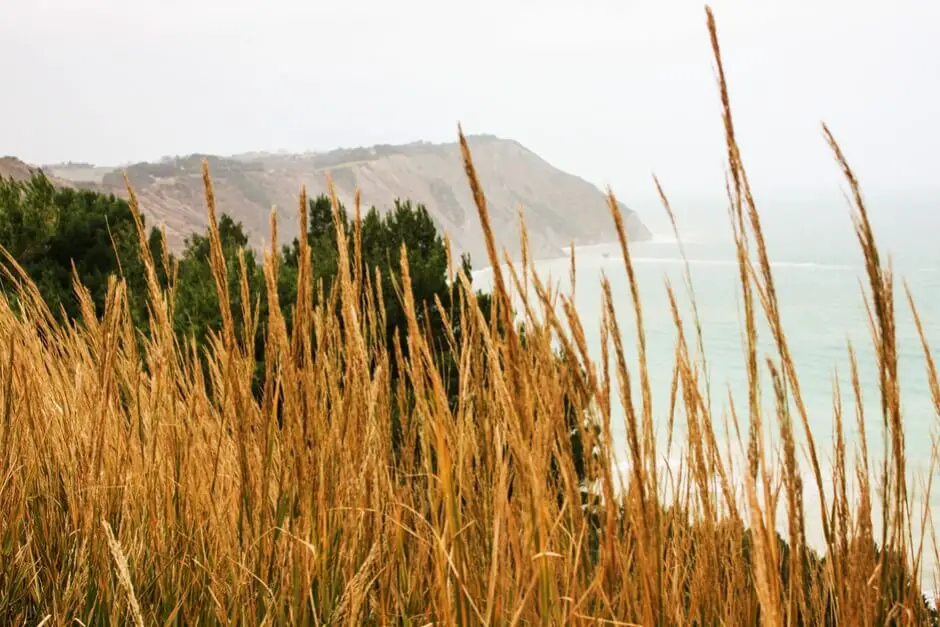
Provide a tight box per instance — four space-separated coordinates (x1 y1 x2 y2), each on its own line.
0 6 938 625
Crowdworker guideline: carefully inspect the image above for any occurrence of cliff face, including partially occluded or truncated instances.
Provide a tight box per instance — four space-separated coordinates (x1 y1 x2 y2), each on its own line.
43 136 651 263
0 157 74 187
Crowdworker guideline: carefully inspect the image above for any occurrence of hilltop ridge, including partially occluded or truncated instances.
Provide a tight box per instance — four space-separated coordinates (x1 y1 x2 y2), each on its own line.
38 136 651 262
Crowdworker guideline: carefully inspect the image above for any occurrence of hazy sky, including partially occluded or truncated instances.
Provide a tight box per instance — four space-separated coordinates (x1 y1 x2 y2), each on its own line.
3 0 939 222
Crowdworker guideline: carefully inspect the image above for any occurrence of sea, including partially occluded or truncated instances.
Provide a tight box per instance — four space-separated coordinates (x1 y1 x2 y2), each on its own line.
471 193 940 583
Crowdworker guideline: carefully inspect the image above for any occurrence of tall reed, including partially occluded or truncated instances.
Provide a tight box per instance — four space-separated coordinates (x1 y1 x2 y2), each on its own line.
0 6 936 625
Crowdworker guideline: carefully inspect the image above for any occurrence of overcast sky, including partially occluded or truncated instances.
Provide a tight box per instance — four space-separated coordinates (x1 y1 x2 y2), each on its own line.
2 0 939 219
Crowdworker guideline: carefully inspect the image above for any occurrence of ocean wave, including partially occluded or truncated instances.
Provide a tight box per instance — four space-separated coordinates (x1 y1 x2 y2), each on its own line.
472 256 859 277
559 234 698 255
623 257 856 271
643 234 684 245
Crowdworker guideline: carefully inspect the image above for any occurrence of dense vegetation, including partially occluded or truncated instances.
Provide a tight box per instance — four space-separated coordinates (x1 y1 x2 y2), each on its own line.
0 168 597 490
0 175 468 351
0 11 937 624
0 174 151 324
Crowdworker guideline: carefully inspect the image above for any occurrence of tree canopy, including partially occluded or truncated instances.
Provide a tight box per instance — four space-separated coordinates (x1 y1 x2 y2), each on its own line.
0 171 591 486
0 174 150 324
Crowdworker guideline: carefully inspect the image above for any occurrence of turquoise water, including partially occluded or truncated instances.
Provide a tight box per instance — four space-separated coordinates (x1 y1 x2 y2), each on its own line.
564 238 939 464
477 236 940 460
472 204 940 573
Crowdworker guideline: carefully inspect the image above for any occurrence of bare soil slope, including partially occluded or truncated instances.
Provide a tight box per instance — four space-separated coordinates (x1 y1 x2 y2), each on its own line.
41 136 651 261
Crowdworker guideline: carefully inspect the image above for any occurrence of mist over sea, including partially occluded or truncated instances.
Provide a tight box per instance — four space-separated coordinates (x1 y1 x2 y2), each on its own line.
472 193 940 574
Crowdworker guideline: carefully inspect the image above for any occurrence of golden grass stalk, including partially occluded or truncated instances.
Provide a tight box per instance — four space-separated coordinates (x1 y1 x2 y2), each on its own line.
0 6 935 625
